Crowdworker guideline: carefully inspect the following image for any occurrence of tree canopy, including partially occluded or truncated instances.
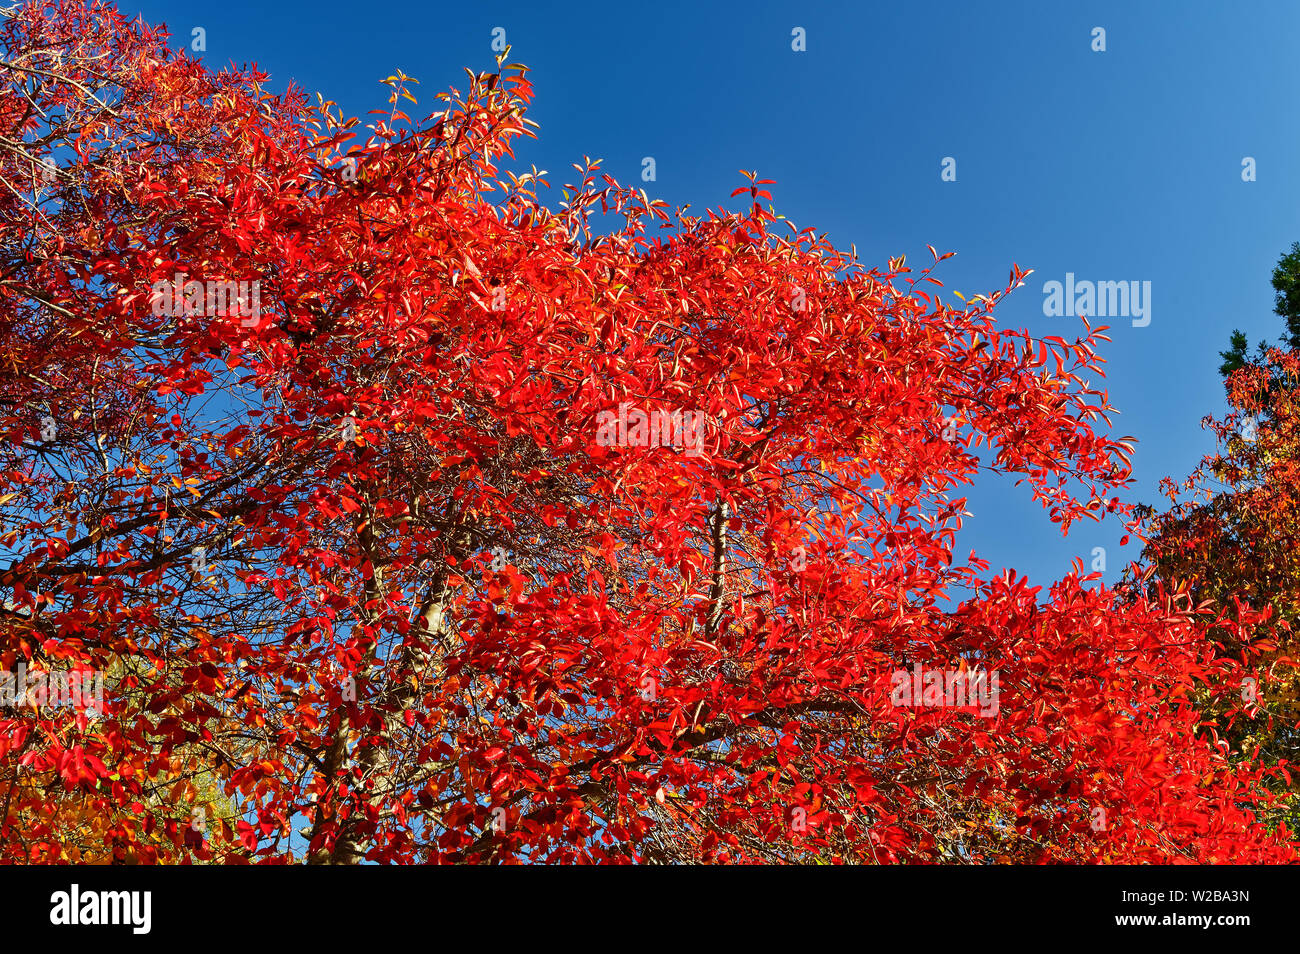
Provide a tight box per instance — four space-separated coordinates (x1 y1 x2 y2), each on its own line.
0 0 1293 863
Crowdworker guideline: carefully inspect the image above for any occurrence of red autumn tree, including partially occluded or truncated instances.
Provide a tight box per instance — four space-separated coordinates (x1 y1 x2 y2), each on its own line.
0 0 1293 863
1135 345 1300 833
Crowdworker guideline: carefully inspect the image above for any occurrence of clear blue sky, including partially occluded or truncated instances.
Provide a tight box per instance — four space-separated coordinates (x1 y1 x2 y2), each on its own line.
124 0 1300 589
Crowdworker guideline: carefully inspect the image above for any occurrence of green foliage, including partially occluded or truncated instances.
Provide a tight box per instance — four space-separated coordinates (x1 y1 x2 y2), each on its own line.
1220 242 1300 382
1274 242 1300 349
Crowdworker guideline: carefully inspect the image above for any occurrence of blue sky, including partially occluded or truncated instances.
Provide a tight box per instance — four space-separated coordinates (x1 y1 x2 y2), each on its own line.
124 0 1300 589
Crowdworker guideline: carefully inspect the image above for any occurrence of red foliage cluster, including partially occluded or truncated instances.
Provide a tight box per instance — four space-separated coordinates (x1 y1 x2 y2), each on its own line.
0 1 1291 863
